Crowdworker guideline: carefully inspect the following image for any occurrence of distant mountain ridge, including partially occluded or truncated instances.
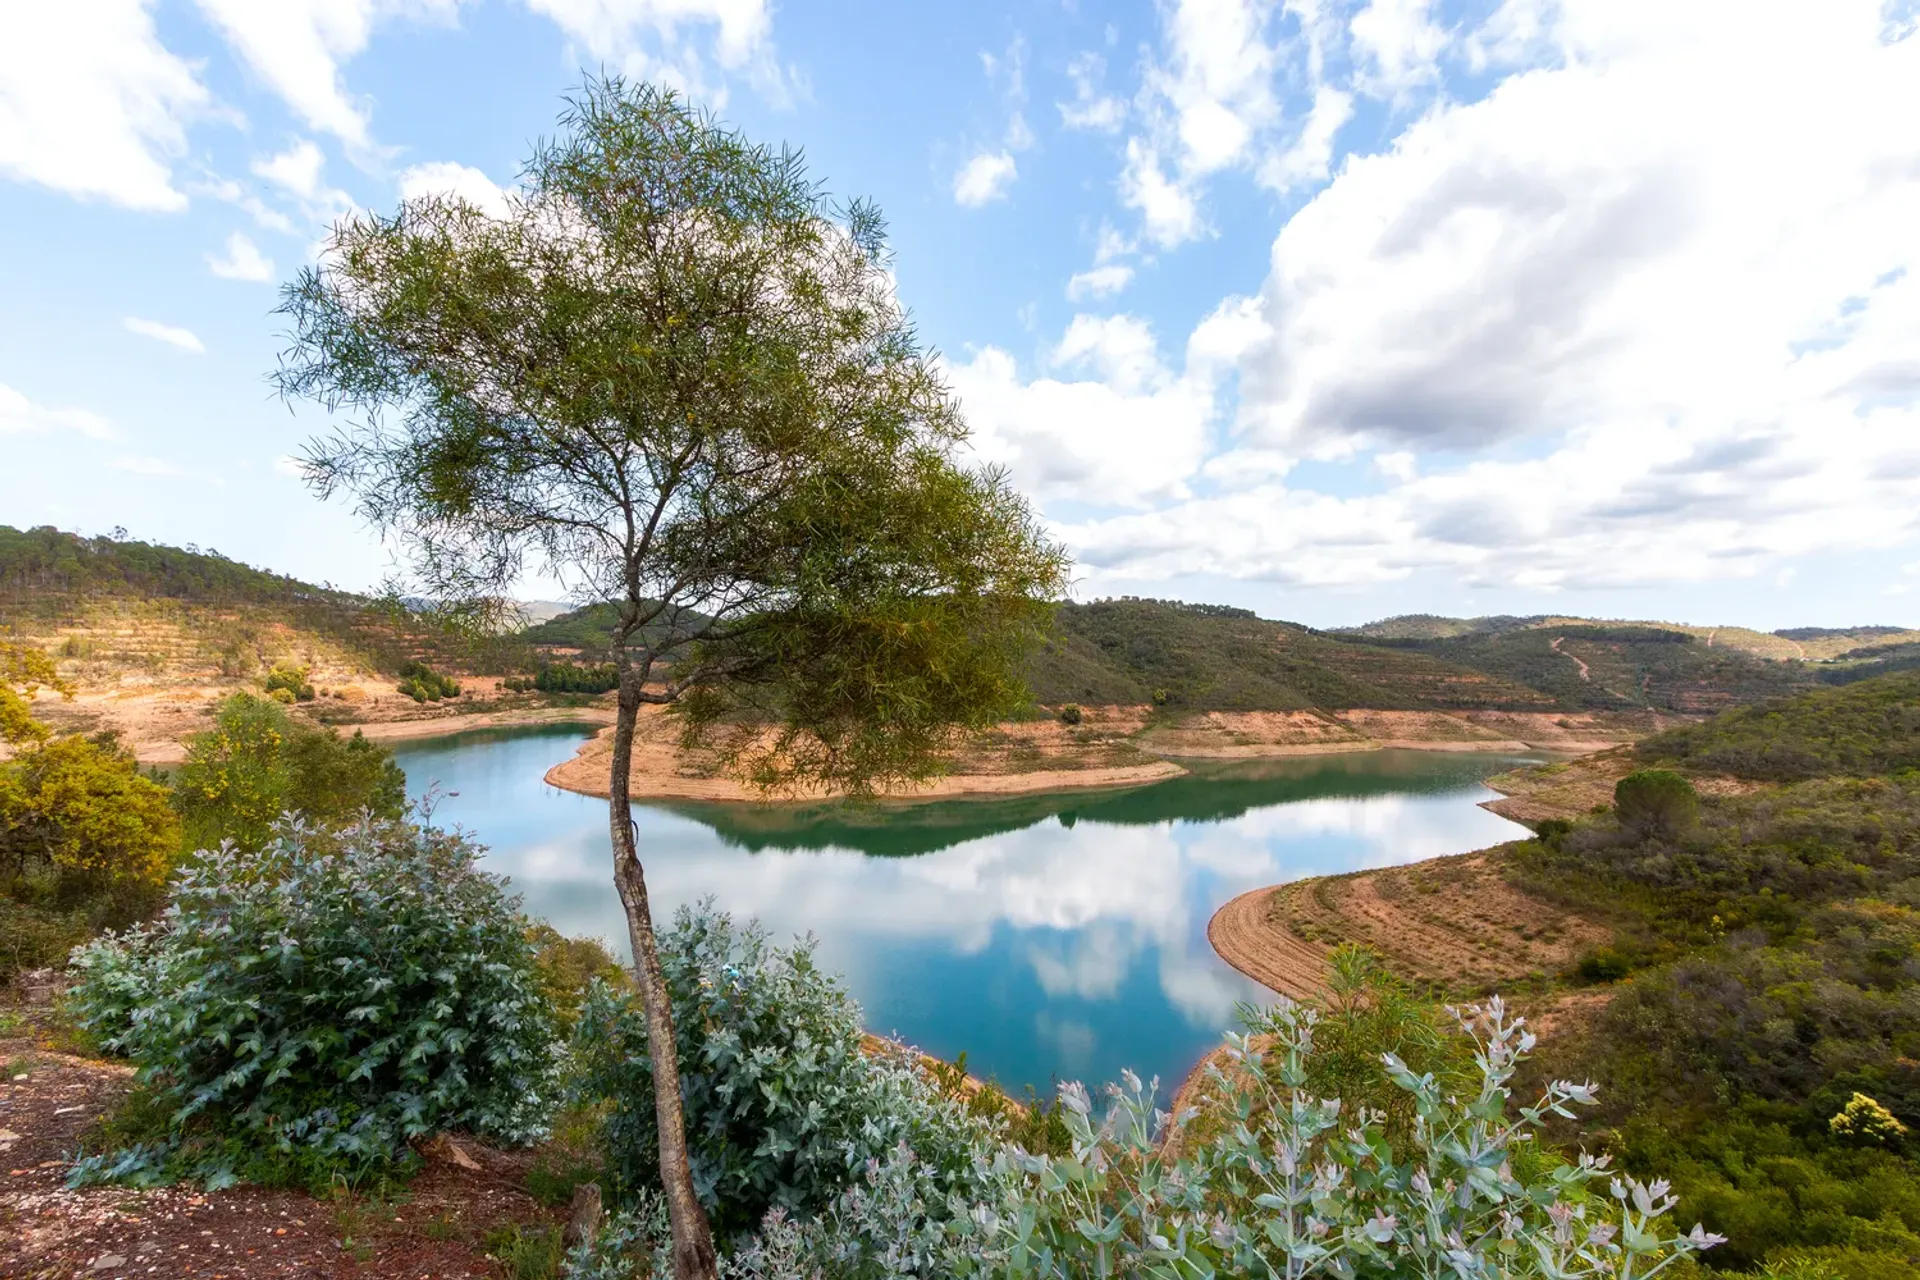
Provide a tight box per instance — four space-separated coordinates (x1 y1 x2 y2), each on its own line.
7 525 1906 716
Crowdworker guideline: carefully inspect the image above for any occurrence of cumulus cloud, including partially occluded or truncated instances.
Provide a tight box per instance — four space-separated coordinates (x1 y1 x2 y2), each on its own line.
525 0 788 107
0 384 115 439
250 139 353 226
0 0 210 211
1348 0 1449 96
397 160 514 216
123 317 205 353
1066 264 1134 301
1057 1 1920 594
953 150 1018 207
206 231 275 282
193 0 463 149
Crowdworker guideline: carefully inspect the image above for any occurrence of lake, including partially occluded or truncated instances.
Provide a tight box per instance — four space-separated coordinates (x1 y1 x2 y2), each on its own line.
393 726 1536 1098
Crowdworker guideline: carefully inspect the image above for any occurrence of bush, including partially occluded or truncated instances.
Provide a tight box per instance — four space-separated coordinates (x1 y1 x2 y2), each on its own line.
397 660 460 702
0 730 178 924
577 991 1722 1279
263 663 316 702
532 662 619 695
573 905 991 1238
172 693 406 852
1614 768 1700 838
1056 703 1082 725
67 817 558 1189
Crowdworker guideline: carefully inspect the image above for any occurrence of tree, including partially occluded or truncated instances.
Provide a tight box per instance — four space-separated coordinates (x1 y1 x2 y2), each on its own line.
1613 767 1700 839
173 693 407 853
1 637 177 914
274 79 1067 1277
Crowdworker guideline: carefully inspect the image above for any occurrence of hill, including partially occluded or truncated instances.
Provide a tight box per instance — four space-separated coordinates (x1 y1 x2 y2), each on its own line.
1023 599 1557 712
0 525 519 685
1337 612 1920 663
1635 669 1920 780
1326 622 1812 713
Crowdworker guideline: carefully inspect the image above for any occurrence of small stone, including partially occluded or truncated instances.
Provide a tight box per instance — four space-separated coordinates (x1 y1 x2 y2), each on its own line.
0 1128 20 1143
90 1254 128 1271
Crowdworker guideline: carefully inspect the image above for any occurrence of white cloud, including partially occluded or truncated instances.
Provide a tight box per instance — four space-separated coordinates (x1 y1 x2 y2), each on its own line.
948 310 1243 511
397 160 514 217
123 317 205 353
206 231 275 282
1066 264 1134 301
953 150 1018 207
0 384 115 439
250 139 353 226
1059 51 1124 131
1348 0 1449 96
1120 140 1202 246
192 0 466 149
1259 85 1353 192
0 0 210 211
252 140 328 201
1064 1 1920 593
524 0 787 107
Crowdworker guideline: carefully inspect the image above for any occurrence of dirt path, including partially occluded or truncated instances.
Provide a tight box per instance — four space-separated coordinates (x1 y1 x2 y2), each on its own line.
1550 636 1591 681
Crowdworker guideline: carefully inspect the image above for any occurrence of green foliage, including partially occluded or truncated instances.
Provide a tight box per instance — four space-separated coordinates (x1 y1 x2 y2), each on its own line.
1056 703 1082 726
573 906 992 1237
488 1223 568 1280
532 662 618 695
0 894 89 982
1025 598 1556 713
66 817 558 1189
1 731 179 891
1 631 70 746
1831 1094 1909 1146
1615 768 1701 838
277 77 1070 802
526 924 627 1033
172 693 406 852
396 659 460 702
1354 623 1812 712
263 662 316 701
629 991 1720 1279
1638 672 1920 781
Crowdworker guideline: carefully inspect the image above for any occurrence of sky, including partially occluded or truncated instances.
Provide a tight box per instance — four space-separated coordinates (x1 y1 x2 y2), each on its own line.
2 0 1918 630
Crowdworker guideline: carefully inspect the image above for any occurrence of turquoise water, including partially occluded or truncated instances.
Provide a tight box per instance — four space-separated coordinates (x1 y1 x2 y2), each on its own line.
393 727 1535 1097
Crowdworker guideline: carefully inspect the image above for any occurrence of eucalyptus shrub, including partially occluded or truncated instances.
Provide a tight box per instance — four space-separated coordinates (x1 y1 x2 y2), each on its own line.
945 997 1725 1279
568 938 1722 1279
573 906 992 1237
67 816 558 1189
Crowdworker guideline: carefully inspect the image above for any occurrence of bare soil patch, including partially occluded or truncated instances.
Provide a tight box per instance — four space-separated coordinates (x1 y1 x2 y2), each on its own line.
0 1017 562 1280
543 705 1185 803
1138 710 1372 759
1209 854 1612 1002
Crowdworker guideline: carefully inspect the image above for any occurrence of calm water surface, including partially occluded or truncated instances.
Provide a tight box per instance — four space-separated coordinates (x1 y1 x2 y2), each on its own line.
394 726 1535 1096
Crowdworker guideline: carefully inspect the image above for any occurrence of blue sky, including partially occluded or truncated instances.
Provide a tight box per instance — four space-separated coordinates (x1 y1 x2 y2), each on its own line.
3 0 1918 629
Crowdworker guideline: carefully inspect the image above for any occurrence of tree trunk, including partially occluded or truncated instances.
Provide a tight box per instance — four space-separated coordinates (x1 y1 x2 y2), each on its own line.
607 677 719 1280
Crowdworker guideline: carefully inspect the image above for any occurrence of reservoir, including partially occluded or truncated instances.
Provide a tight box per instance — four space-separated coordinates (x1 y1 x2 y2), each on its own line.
394 726 1535 1098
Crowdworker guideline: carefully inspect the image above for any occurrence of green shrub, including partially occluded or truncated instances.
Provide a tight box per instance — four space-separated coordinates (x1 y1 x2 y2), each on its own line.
396 660 460 702
66 817 558 1189
263 663 316 702
532 662 619 695
1056 703 1082 725
572 906 990 1237
172 693 406 852
1614 767 1700 838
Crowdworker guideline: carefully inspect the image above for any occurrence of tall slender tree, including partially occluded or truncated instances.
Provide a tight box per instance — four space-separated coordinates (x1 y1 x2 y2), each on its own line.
274 79 1067 1278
